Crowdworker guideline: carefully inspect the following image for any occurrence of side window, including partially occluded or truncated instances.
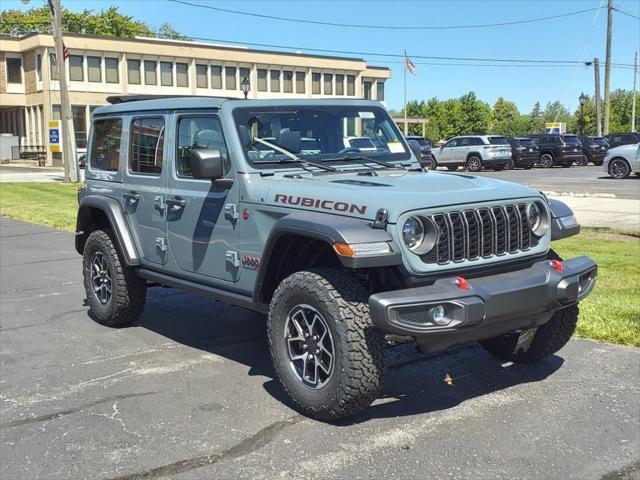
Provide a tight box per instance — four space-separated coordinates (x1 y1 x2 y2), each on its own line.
176 116 229 178
130 117 164 176
445 138 458 148
458 137 470 147
89 118 122 171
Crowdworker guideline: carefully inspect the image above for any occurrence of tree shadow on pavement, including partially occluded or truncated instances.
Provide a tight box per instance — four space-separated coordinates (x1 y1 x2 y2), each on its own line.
135 287 565 422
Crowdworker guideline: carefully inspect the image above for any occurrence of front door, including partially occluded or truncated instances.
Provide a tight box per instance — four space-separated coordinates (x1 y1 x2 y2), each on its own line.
166 114 240 282
439 138 458 165
123 115 167 265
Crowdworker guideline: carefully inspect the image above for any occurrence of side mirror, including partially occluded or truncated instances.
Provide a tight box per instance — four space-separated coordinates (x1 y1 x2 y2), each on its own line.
191 149 225 180
407 139 422 160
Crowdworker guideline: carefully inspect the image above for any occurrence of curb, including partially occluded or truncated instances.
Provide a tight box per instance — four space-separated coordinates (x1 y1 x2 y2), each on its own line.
543 191 618 199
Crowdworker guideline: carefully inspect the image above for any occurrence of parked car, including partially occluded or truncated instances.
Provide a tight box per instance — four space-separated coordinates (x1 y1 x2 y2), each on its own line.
432 135 512 172
528 134 583 168
579 136 609 166
75 96 596 421
603 143 640 179
505 137 538 169
405 135 434 169
605 132 640 149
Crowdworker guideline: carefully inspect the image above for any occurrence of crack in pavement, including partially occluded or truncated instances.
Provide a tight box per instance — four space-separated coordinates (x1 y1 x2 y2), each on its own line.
0 308 87 332
0 281 80 295
0 230 67 239
2 256 79 267
106 416 303 480
1 392 157 428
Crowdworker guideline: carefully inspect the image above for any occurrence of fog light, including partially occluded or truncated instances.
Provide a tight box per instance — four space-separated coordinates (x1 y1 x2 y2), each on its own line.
430 305 449 326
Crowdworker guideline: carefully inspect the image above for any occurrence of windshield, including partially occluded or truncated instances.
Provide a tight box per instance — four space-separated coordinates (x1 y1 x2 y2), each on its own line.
563 135 581 145
233 105 410 167
591 137 608 145
488 136 509 145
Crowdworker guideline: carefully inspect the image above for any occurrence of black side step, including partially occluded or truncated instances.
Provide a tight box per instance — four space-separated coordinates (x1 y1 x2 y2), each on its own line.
137 269 267 314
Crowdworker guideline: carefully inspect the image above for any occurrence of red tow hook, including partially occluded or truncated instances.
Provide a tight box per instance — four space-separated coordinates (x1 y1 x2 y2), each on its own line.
550 259 564 272
455 276 470 291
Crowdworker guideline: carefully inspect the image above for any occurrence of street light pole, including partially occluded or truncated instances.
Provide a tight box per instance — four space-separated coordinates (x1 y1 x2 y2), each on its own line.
578 92 587 136
240 76 250 99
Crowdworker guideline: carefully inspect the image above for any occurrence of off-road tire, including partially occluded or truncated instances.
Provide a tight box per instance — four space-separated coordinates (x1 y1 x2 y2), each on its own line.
480 250 578 363
267 269 386 421
82 229 146 327
467 155 483 172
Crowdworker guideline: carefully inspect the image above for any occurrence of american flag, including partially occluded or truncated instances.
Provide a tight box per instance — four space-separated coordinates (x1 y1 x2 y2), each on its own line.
405 51 416 75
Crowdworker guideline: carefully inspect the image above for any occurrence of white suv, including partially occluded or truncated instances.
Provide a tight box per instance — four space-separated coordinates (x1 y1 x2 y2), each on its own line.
432 135 513 172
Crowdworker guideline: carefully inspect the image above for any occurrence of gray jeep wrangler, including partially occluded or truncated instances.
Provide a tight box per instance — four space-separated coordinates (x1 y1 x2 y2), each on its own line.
76 96 597 421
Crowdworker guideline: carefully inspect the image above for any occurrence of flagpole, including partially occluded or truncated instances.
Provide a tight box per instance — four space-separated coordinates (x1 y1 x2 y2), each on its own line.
403 50 408 135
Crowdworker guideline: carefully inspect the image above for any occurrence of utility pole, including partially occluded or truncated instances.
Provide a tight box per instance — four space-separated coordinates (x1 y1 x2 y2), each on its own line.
49 0 78 183
594 58 602 136
632 52 638 132
603 0 613 135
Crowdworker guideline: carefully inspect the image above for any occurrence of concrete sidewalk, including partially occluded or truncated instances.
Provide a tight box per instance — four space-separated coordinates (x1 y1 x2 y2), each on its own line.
549 195 640 229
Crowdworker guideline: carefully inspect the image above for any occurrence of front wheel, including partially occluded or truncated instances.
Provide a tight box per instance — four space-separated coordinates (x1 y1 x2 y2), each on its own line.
467 156 483 172
609 158 631 179
267 269 386 421
539 153 554 168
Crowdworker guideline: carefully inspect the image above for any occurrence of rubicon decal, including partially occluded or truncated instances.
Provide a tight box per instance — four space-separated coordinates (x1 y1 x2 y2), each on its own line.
274 194 367 215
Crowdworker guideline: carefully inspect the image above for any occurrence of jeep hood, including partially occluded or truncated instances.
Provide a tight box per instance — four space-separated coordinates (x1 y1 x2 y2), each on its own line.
262 170 542 222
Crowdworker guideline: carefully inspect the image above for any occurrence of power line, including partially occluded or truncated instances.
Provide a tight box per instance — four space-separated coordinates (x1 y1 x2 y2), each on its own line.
613 7 640 21
166 0 604 31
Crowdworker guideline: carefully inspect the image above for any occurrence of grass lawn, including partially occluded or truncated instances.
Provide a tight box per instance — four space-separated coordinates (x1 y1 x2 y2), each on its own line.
0 182 638 346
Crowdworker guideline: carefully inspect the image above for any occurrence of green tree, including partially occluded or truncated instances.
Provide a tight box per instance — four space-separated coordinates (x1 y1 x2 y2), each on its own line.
458 92 491 134
568 95 596 135
543 101 571 126
608 89 636 132
158 22 191 40
490 97 521 136
527 101 545 134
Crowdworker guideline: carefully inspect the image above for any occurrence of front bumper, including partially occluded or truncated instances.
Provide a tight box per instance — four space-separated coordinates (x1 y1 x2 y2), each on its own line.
369 256 596 353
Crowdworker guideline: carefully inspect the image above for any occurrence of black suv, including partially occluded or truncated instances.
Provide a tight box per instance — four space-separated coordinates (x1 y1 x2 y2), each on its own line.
605 132 640 149
506 137 538 169
405 135 434 169
579 136 609 166
529 134 583 168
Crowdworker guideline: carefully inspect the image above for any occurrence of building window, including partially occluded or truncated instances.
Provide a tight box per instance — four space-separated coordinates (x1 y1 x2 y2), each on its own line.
347 75 355 96
335 74 344 96
270 70 280 92
87 56 102 83
257 69 268 91
295 71 305 94
144 60 157 85
105 58 119 83
72 106 87 148
177 116 228 177
211 65 222 89
196 64 208 88
160 62 173 86
283 70 293 93
6 57 22 84
69 55 84 81
363 81 372 99
52 104 61 120
225 66 236 90
323 73 333 95
376 81 385 101
176 62 189 87
36 54 42 81
49 54 59 80
127 59 140 84
130 117 164 175
312 72 321 94
90 118 122 171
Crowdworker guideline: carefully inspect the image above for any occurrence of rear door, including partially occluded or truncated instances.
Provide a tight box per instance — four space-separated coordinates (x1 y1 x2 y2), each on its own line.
122 115 168 265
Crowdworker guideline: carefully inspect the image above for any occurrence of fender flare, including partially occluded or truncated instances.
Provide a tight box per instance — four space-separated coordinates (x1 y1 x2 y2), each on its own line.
253 211 402 303
466 151 482 161
547 198 580 241
76 195 141 266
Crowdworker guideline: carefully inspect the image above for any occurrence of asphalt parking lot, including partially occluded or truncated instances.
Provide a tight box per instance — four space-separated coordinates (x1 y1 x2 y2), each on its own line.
1 217 639 480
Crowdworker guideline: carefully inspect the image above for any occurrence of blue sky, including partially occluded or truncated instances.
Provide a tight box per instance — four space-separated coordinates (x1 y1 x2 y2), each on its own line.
6 0 640 113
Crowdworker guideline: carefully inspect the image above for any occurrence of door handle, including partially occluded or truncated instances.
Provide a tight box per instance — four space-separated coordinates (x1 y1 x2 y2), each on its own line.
124 191 140 205
167 197 187 212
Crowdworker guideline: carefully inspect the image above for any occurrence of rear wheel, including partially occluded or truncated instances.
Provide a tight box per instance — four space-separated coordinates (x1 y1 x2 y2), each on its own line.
267 269 386 421
609 158 631 179
82 229 146 327
427 156 438 170
467 155 483 172
504 158 515 170
539 153 554 168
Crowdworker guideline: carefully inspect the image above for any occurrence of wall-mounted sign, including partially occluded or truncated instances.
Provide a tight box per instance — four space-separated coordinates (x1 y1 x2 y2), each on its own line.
545 122 566 134
49 120 62 153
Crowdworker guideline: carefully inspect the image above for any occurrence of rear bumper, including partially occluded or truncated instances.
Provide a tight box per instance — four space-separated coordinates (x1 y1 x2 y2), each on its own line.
369 256 596 353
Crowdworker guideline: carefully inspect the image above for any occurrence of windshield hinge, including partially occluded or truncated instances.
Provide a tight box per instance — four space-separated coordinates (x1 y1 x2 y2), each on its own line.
372 208 389 230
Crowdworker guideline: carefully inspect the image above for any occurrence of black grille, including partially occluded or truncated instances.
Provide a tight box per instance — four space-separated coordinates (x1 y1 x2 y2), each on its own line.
424 203 535 265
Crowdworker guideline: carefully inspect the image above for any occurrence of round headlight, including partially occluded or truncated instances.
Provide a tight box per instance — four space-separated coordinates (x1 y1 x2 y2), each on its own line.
402 217 425 251
527 202 548 237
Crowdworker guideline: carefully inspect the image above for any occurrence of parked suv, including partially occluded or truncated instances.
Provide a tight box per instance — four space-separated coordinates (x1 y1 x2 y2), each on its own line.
405 135 434 169
603 143 640 179
506 137 538 169
76 97 596 421
605 132 640 149
528 134 583 168
579 136 609 166
432 135 512 172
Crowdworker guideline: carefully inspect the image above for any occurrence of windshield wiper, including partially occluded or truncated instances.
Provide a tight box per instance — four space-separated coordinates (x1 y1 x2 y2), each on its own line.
320 153 405 170
252 137 337 172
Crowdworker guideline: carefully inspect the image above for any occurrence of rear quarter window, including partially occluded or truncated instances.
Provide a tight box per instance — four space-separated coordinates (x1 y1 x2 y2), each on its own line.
89 118 122 171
